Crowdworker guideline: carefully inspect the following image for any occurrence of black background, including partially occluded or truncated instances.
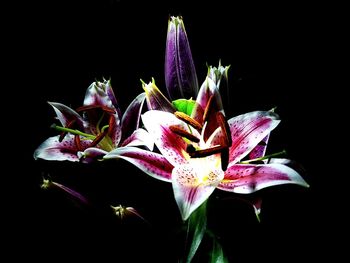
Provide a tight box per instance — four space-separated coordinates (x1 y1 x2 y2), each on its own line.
6 0 338 262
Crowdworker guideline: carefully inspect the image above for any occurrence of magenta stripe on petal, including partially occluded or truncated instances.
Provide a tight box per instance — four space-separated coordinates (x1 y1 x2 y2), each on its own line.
228 111 280 165
218 163 309 194
142 110 195 166
34 135 92 162
104 147 173 182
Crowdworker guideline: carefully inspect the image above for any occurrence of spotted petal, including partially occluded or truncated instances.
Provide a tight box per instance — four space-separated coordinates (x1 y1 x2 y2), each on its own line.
249 134 270 161
83 80 121 118
49 102 84 128
218 163 309 194
83 81 122 146
172 161 224 220
34 134 92 162
121 128 154 151
104 147 173 182
77 147 108 163
228 111 280 165
142 110 199 166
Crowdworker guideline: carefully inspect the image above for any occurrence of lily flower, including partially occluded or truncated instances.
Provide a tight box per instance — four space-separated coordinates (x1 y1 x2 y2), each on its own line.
165 16 198 100
105 108 308 220
34 80 153 163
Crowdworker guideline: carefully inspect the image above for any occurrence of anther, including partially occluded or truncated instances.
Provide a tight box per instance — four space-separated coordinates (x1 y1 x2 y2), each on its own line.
189 145 227 158
76 105 116 114
89 129 108 147
203 94 215 123
220 147 229 171
169 125 200 143
217 112 232 147
74 135 83 151
59 119 76 142
174 111 203 131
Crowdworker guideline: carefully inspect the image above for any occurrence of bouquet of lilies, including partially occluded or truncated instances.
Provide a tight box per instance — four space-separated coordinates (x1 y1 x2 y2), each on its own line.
34 16 308 262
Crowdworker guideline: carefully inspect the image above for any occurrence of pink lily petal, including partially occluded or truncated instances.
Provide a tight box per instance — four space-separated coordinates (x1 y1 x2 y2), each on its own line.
121 128 154 151
34 135 92 162
195 77 225 139
104 147 173 182
77 147 108 162
142 110 198 166
249 134 270 161
195 77 222 111
228 111 280 165
83 80 121 119
218 163 309 194
48 102 84 128
121 92 146 143
83 81 122 146
172 162 224 220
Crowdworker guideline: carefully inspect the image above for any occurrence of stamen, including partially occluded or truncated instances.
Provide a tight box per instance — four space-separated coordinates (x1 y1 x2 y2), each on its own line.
217 112 232 147
59 119 76 142
76 105 116 114
169 125 200 143
89 129 108 147
74 135 83 151
186 144 196 153
240 150 287 164
203 94 215 123
220 147 229 171
189 145 227 158
108 115 115 135
174 111 203 131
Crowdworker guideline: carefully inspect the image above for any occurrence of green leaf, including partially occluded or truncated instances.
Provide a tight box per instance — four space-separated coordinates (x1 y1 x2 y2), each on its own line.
172 99 196 116
209 238 229 263
185 201 207 263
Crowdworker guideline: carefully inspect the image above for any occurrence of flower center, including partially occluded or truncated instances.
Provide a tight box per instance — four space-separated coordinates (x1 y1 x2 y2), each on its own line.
53 104 116 151
172 110 232 171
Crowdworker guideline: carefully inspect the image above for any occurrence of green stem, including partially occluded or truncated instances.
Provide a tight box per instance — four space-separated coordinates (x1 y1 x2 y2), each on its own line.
51 124 95 139
240 150 287 164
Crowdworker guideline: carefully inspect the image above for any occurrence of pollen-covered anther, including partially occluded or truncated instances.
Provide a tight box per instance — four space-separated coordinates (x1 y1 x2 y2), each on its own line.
76 105 116 114
174 111 203 131
169 125 200 143
217 112 232 147
189 145 227 158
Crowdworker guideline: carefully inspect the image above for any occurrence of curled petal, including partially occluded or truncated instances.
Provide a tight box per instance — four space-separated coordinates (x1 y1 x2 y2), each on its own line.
121 92 146 143
142 110 199 166
34 135 92 162
218 163 309 194
249 134 270 161
195 77 224 139
172 162 224 220
165 16 198 100
121 128 154 151
228 111 280 165
48 102 84 128
142 79 175 112
104 147 173 182
83 80 121 118
78 147 108 163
